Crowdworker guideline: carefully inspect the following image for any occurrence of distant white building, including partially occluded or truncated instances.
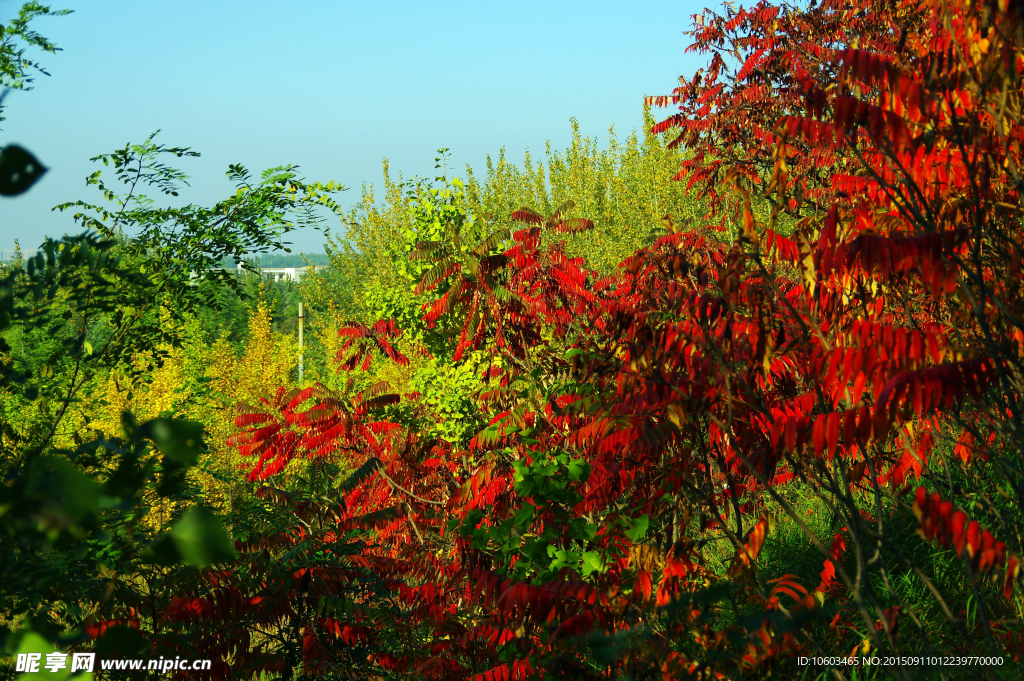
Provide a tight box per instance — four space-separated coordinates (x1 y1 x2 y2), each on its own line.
190 264 326 284
0 248 41 262
260 266 322 282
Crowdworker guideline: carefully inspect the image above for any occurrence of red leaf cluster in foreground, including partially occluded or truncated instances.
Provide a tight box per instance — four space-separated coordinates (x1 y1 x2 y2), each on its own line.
913 487 1022 599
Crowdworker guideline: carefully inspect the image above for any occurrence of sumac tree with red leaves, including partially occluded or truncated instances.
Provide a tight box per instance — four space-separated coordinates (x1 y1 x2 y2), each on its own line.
179 0 1024 679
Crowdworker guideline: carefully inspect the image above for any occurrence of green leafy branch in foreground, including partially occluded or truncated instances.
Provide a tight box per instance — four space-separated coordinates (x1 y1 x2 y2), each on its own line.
0 123 347 660
0 3 69 200
0 2 70 120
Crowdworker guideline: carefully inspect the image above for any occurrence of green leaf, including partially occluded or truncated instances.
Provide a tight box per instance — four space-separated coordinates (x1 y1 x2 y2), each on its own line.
582 550 604 576
587 629 631 668
26 456 100 525
623 514 650 543
100 451 146 499
140 417 203 466
169 507 236 567
155 459 187 498
144 533 181 565
0 145 47 196
513 503 535 530
566 457 591 482
11 630 91 681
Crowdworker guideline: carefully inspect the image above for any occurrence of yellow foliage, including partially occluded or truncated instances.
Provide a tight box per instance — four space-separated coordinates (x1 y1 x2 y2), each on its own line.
89 293 298 526
201 292 298 500
87 309 203 530
91 309 193 434
236 295 299 405
310 303 348 391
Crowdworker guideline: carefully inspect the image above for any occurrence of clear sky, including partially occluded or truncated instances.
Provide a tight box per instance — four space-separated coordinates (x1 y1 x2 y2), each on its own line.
1 0 705 254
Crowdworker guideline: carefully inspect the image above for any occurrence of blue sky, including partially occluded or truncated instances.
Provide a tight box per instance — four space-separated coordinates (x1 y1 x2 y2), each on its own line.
1 0 705 254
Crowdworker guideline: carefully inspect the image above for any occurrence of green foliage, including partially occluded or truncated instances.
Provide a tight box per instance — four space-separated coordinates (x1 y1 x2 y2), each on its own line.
189 266 305 349
454 442 606 583
409 352 485 444
0 2 70 121
0 122 343 655
0 410 224 645
312 115 712 337
465 114 709 273
56 131 344 318
0 3 68 201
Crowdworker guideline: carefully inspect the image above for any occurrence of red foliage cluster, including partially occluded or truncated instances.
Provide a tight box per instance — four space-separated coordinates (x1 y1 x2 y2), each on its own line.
913 486 1022 599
